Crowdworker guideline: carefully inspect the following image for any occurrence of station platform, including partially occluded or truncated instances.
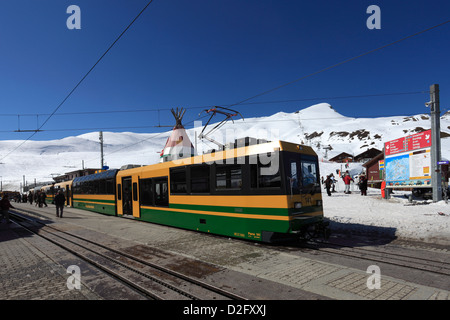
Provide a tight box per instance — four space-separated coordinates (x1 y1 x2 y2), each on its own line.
0 221 97 300
1 202 449 300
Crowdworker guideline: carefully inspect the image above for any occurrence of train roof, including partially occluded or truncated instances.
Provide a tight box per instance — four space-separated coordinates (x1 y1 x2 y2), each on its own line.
73 169 119 183
117 139 317 177
54 180 73 187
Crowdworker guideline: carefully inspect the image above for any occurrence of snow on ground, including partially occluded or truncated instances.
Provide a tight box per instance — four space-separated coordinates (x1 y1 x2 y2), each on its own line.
321 182 450 245
318 160 450 245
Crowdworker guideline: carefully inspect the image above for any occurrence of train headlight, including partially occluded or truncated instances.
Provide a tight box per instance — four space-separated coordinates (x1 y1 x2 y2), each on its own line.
294 202 302 209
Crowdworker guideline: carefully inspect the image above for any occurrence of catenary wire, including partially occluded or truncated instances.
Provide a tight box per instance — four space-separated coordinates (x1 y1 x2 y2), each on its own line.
227 20 450 108
0 90 428 118
0 0 154 162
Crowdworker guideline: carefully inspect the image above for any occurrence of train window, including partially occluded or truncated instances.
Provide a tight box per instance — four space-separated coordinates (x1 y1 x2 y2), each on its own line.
216 165 242 190
118 184 122 200
139 179 153 206
250 153 281 189
154 178 169 207
285 156 301 195
106 179 115 194
191 165 210 193
290 161 299 190
98 180 106 194
300 159 321 194
283 152 320 195
301 160 319 186
91 181 97 194
133 182 138 201
170 168 187 194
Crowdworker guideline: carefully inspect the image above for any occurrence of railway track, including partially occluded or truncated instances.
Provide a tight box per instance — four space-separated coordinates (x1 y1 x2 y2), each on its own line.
10 204 449 299
304 239 450 276
10 208 246 301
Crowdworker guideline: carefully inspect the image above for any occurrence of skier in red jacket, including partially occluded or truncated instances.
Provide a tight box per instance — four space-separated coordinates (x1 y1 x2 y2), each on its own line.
343 173 354 194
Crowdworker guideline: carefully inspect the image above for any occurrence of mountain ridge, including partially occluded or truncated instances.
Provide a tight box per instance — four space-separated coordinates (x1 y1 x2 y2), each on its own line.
1 103 449 190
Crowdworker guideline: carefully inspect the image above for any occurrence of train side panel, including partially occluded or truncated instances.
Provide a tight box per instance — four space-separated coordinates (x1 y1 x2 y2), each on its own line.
72 194 116 215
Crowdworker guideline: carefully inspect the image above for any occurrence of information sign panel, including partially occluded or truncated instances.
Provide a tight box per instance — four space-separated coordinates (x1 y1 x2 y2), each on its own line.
384 130 432 188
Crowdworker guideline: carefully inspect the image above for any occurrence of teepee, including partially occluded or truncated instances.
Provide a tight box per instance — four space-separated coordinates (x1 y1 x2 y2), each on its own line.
160 108 195 162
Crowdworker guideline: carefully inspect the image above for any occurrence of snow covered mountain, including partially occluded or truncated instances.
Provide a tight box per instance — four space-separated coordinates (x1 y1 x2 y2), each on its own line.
1 103 449 191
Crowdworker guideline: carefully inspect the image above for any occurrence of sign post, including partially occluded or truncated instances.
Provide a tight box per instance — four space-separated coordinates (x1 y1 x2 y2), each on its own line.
383 84 443 202
429 84 442 202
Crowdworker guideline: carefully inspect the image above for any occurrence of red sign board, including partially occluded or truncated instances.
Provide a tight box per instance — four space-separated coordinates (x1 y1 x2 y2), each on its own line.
385 130 431 156
385 137 405 156
405 130 431 152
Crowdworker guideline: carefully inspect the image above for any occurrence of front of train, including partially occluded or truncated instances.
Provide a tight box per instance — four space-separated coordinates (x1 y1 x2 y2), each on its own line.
260 141 330 242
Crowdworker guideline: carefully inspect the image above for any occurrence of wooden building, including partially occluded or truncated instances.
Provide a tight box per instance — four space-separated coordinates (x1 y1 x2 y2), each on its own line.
362 153 384 188
54 169 99 183
329 152 354 163
354 148 382 163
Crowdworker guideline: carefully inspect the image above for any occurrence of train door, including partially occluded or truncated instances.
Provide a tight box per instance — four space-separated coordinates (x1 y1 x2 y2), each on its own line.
122 177 133 215
66 187 71 207
132 180 140 218
154 177 169 206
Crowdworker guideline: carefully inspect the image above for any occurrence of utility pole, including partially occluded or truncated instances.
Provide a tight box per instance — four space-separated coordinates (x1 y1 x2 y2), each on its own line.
99 131 104 169
429 84 442 202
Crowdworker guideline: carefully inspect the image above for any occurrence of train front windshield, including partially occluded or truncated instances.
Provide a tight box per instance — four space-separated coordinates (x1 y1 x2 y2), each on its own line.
283 152 321 195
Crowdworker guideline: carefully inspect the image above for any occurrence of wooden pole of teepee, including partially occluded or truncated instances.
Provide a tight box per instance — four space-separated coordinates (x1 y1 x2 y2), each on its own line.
171 108 186 128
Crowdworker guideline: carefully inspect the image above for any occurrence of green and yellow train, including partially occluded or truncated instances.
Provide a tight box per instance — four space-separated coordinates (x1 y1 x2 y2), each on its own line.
45 139 329 242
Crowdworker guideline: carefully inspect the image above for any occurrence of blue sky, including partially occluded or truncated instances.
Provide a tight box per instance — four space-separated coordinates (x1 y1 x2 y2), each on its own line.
0 0 449 141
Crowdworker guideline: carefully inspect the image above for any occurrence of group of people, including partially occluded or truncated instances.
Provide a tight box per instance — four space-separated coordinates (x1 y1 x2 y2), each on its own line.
27 190 48 207
322 171 368 196
28 190 66 217
0 189 67 224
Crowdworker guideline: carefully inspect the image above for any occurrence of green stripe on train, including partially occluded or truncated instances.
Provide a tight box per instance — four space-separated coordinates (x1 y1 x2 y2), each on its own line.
73 200 116 216
138 207 287 240
170 203 288 216
137 206 323 241
73 198 115 204
170 202 322 216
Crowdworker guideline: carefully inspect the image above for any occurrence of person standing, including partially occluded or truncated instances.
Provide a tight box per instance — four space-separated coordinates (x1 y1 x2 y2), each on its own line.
324 175 332 196
40 191 48 207
359 174 368 196
343 172 354 194
329 173 336 193
35 191 41 207
54 190 66 218
0 194 15 224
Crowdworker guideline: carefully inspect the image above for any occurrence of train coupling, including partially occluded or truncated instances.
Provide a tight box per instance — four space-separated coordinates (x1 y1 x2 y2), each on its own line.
300 219 331 241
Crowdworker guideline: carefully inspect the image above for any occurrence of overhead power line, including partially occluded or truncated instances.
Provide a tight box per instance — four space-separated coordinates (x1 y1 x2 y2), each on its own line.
0 90 431 133
1 90 428 118
0 0 154 162
228 20 450 108
1 105 438 134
